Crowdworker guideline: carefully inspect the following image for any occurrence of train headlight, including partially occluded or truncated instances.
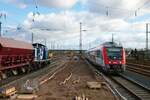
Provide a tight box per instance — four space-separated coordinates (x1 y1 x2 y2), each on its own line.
109 61 111 64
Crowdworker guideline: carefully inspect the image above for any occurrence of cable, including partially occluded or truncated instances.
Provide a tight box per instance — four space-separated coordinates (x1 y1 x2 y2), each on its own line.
134 0 150 16
137 0 150 10
34 0 40 15
32 0 40 22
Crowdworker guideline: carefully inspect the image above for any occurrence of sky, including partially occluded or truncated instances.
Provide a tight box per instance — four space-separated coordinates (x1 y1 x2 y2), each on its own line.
0 0 150 50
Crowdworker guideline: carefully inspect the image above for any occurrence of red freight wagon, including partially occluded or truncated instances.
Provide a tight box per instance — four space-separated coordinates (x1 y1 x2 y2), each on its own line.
0 37 34 79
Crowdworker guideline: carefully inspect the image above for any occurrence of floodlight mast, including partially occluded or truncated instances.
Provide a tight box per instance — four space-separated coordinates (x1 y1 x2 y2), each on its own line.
146 23 150 51
0 22 1 37
79 22 87 54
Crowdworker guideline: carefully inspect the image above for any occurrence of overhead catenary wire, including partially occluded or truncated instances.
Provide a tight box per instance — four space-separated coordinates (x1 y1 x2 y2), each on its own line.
134 0 150 16
93 3 137 17
94 0 150 17
33 0 40 15
32 0 40 22
136 0 150 10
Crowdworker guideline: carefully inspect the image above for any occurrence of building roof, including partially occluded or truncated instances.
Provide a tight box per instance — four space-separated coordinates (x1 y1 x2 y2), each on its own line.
0 37 33 50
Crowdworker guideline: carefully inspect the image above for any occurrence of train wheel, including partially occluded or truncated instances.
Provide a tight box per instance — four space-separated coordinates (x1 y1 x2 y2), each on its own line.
1 72 7 79
27 64 32 72
121 65 126 72
0 74 2 81
21 67 26 73
12 70 18 75
38 62 41 68
0 71 2 80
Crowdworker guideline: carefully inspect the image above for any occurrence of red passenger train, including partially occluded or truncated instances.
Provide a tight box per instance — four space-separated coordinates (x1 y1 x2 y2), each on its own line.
85 42 126 73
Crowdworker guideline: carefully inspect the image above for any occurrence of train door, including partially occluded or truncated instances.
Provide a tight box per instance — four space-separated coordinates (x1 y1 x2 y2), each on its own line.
90 51 96 63
96 50 104 66
40 46 44 60
34 48 38 60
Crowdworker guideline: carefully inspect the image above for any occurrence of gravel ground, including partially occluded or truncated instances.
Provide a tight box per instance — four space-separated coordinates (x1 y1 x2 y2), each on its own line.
36 58 116 100
0 59 64 93
122 70 150 89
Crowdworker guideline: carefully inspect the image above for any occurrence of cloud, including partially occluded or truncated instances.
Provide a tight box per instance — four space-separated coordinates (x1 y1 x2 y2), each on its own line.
81 0 150 19
19 10 148 49
2 0 150 49
3 27 32 43
2 0 78 9
32 0 78 9
2 0 27 8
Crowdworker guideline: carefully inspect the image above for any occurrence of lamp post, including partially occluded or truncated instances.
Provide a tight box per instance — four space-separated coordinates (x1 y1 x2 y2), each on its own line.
146 23 150 51
79 22 87 54
0 13 6 37
0 22 1 37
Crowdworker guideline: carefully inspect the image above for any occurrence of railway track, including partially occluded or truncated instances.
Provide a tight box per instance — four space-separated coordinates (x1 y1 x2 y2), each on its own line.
36 56 117 100
111 74 150 100
0 58 68 99
38 60 69 86
0 56 65 87
84 58 150 100
127 63 150 77
84 58 125 100
0 60 58 87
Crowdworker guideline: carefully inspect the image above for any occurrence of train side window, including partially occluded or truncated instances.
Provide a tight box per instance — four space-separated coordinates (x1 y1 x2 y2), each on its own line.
97 50 100 57
97 50 103 59
100 51 103 59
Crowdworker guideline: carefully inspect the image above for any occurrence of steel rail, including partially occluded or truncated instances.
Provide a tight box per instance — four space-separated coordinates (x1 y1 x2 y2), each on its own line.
84 58 126 100
126 63 150 77
0 60 61 88
111 74 150 100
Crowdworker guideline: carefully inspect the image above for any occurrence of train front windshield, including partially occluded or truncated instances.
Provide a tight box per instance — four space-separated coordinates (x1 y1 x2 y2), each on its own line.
106 48 122 60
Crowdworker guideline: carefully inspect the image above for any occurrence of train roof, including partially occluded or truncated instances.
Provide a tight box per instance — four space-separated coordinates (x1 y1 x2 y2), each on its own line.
32 43 46 47
87 42 122 52
102 42 122 47
0 37 33 50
